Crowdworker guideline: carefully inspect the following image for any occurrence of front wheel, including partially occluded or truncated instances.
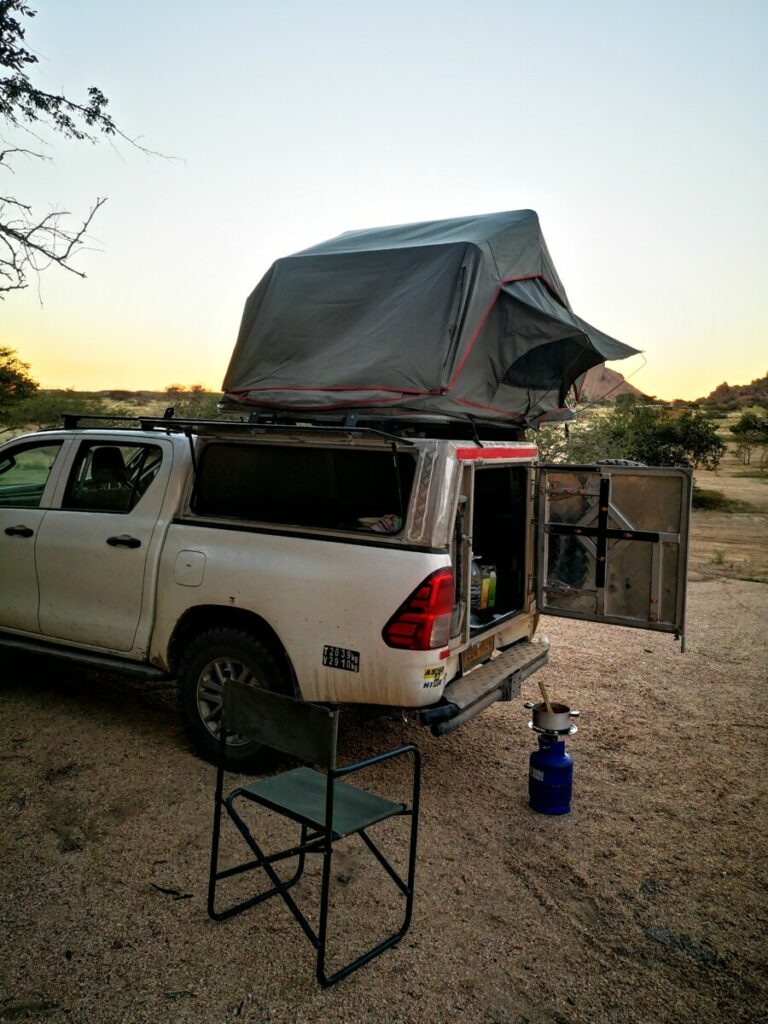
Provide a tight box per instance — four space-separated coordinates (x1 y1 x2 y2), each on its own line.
177 627 291 769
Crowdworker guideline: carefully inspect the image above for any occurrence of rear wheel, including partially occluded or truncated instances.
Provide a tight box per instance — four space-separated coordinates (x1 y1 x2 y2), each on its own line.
177 627 291 769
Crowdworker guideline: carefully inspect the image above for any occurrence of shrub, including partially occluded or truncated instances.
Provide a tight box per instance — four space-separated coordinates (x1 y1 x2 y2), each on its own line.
533 400 726 469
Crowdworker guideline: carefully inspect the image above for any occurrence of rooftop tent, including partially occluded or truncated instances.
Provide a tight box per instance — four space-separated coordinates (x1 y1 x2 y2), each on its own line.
222 210 639 426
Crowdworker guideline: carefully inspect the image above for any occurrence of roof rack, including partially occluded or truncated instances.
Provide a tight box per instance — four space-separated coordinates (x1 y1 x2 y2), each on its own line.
57 412 414 446
137 416 416 445
57 409 530 442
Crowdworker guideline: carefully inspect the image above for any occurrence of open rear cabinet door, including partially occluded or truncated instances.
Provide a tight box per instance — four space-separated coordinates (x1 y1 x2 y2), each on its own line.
536 465 692 648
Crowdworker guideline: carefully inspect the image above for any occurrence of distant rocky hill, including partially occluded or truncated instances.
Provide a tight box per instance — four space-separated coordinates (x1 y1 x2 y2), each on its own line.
579 365 645 403
696 374 768 406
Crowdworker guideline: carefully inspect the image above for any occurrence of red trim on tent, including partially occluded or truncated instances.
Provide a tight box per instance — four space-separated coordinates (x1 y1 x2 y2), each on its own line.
226 394 417 411
445 286 502 390
226 385 437 396
226 387 571 423
454 396 572 419
446 273 566 394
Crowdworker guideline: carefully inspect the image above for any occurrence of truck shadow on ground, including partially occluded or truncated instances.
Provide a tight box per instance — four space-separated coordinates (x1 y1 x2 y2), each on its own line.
1 651 448 770
2 651 180 748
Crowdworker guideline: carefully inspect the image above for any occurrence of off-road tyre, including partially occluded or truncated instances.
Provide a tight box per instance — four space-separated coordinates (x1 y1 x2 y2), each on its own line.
177 627 292 770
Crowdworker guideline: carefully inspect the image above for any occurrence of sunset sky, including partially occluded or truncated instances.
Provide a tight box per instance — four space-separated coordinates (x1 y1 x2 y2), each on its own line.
3 0 766 401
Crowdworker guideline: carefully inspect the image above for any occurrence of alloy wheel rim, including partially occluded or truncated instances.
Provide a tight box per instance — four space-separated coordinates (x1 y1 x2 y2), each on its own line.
196 656 256 746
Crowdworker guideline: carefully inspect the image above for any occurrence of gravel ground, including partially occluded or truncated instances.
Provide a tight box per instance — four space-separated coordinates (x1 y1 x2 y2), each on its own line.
1 578 767 1024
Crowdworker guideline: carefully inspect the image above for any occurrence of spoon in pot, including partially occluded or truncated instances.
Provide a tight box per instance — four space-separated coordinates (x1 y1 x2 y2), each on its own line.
537 677 554 715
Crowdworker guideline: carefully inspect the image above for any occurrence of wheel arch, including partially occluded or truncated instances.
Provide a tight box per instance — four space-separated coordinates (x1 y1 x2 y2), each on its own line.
166 605 300 696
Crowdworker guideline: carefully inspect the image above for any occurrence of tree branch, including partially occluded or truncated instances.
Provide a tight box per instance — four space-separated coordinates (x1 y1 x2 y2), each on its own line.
0 2 171 296
0 192 107 294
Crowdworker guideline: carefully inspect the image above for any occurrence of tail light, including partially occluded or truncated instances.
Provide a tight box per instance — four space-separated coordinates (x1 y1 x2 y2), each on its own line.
382 568 454 650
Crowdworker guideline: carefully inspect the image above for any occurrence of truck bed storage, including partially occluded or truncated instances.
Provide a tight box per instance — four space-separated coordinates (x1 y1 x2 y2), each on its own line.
470 466 528 633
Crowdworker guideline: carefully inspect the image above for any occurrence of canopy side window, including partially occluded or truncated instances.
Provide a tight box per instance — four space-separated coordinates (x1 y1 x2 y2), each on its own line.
191 442 417 534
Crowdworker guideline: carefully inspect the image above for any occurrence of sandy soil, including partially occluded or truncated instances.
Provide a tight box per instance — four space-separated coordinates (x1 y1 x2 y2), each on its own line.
1 461 767 1024
689 452 768 585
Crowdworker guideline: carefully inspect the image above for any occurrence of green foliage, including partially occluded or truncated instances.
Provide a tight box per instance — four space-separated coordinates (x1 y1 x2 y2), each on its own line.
1 2 114 139
1 388 131 429
0 346 38 420
730 410 768 440
729 410 768 465
604 400 727 468
164 384 223 420
531 424 570 462
533 399 726 469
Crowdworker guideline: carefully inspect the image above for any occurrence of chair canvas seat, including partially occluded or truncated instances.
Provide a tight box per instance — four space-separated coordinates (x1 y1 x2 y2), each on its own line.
240 766 405 839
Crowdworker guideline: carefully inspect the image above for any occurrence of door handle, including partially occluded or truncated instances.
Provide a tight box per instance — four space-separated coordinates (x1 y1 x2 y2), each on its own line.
106 534 142 549
4 525 34 538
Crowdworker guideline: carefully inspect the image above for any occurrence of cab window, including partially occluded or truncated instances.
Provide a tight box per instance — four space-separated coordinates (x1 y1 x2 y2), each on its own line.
63 442 163 513
0 442 62 509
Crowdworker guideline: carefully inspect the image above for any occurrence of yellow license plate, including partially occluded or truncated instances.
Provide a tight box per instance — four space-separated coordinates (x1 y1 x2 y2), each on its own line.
461 635 495 672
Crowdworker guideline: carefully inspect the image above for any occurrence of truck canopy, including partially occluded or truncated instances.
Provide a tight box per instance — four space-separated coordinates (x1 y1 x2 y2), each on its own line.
222 210 638 426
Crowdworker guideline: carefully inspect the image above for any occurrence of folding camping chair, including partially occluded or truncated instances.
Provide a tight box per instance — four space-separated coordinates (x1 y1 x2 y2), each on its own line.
207 680 421 987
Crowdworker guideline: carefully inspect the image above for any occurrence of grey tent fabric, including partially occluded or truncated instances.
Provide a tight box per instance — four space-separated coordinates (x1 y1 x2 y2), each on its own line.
223 210 639 426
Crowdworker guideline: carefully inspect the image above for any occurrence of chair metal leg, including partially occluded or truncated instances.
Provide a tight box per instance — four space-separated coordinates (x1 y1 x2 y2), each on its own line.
316 808 420 987
315 833 334 984
316 751 421 987
207 795 224 919
210 793 325 950
208 801 313 924
207 734 228 919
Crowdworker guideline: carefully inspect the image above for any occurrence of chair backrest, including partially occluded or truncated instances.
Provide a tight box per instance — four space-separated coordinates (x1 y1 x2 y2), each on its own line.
222 681 339 769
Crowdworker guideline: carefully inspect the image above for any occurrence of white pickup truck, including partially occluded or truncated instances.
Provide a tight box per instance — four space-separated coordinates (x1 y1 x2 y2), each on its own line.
0 416 691 767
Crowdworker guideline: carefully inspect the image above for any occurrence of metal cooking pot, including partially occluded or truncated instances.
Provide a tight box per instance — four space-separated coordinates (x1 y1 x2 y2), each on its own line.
524 701 580 732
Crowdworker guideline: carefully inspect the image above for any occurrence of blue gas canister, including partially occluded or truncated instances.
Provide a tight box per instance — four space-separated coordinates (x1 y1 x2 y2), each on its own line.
529 734 573 815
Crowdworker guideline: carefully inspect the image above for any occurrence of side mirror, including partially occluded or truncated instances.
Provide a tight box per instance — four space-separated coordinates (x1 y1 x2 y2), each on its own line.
0 456 17 475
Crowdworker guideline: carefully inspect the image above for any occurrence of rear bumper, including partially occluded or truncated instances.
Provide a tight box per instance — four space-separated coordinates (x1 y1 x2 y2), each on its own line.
417 637 549 736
